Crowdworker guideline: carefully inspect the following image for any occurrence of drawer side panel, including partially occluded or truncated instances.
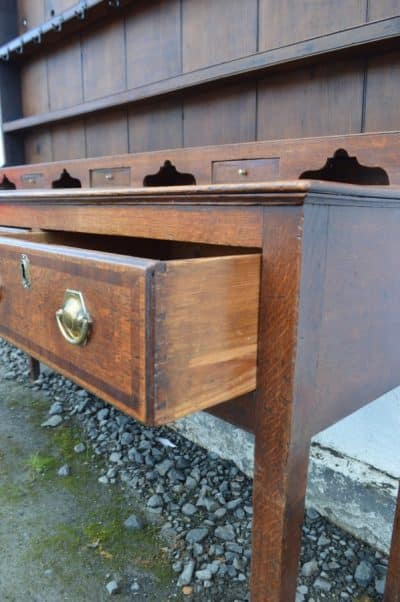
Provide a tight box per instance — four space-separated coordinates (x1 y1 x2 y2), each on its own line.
153 254 261 423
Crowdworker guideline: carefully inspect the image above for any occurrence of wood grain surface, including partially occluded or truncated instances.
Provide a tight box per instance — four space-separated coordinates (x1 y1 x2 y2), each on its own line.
153 254 260 423
2 132 399 190
0 236 152 421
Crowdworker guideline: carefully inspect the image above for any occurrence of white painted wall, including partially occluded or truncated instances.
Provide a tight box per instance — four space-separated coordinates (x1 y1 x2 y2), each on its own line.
315 387 400 479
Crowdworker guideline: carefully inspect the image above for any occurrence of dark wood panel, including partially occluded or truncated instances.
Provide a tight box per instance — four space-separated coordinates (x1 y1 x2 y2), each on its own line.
82 20 126 101
369 0 400 20
52 120 86 161
182 0 258 71
259 0 366 50
184 83 256 148
86 109 129 158
313 204 400 433
48 39 82 111
17 0 45 34
21 58 49 116
257 60 364 140
126 0 181 89
128 99 182 154
4 18 400 133
24 128 52 164
364 51 400 132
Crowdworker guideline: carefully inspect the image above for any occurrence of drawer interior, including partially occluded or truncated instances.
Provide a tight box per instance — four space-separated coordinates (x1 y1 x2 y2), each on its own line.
5 230 260 261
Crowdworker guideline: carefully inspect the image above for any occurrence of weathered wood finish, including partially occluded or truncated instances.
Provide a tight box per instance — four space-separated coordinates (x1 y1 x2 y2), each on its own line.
2 132 400 190
153 255 260 423
0 235 151 421
0 182 399 600
0 232 260 425
0 1 399 163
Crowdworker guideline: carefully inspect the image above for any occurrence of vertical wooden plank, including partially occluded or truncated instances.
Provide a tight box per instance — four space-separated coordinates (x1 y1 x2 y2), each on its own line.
82 21 126 101
0 0 24 164
184 83 256 148
126 0 181 89
368 0 400 20
24 128 53 164
259 0 366 50
257 60 364 141
52 120 86 161
48 39 83 111
364 51 400 133
17 0 45 34
21 57 49 116
128 99 182 153
182 0 258 71
85 109 128 158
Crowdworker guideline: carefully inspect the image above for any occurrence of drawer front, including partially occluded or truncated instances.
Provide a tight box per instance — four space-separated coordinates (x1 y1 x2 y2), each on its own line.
0 238 152 421
212 158 280 183
0 236 260 424
90 167 131 187
20 172 45 189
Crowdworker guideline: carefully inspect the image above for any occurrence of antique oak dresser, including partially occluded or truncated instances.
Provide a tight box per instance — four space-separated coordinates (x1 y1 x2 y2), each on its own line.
0 1 400 601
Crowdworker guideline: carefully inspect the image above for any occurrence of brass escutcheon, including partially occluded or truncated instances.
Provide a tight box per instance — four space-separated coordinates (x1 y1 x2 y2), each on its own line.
56 289 92 346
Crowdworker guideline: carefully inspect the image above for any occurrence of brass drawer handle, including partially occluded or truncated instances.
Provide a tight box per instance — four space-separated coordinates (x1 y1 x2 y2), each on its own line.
56 289 92 346
238 168 248 176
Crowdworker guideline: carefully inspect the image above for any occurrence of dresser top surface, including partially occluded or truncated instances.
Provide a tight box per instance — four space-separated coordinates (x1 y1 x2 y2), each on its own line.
0 180 399 207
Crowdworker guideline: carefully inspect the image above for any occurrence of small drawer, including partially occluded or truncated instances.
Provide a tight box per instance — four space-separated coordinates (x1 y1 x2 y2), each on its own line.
0 233 260 425
90 167 131 187
212 158 280 184
20 173 45 189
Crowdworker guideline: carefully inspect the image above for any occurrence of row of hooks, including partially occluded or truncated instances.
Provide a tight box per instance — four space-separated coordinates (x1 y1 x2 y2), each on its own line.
0 1 122 62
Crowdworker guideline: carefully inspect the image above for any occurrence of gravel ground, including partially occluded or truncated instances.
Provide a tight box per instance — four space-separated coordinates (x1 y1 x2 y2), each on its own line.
0 338 389 601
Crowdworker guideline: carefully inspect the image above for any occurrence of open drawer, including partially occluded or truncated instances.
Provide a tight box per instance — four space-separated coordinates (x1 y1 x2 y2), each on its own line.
0 232 260 424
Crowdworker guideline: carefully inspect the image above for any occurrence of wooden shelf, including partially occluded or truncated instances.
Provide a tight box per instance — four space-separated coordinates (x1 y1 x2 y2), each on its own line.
0 0 132 61
3 15 399 134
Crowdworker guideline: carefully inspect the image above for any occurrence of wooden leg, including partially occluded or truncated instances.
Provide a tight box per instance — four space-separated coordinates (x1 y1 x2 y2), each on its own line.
251 420 310 601
29 356 40 381
385 485 400 601
250 206 308 601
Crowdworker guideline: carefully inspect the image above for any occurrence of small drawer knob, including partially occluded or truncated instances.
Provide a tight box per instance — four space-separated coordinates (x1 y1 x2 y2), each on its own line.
105 173 114 181
238 168 248 177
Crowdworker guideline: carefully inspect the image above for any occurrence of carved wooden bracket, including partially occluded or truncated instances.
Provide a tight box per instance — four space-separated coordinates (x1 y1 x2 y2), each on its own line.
300 149 389 185
0 175 16 189
143 160 196 187
52 168 81 188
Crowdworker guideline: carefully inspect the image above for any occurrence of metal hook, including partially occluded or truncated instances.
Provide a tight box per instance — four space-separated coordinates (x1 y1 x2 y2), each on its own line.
0 49 10 61
16 42 24 54
75 6 86 20
52 18 63 32
34 31 42 44
108 0 121 7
